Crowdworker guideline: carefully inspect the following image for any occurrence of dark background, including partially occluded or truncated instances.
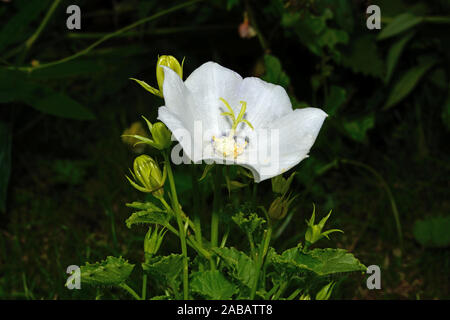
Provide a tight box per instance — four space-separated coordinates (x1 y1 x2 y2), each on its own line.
0 0 449 299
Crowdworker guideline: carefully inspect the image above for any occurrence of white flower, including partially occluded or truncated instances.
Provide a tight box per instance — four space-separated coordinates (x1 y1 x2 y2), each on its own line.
157 62 327 182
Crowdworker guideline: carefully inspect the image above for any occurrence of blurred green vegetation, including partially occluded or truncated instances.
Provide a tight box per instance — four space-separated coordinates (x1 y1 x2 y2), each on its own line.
0 0 449 299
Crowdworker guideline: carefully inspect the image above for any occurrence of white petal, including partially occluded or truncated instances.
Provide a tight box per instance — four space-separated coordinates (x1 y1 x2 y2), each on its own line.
236 77 292 136
184 62 243 134
238 107 327 182
158 106 210 163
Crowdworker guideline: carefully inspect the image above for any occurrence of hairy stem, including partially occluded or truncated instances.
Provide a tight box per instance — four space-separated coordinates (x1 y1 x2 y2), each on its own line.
119 283 142 300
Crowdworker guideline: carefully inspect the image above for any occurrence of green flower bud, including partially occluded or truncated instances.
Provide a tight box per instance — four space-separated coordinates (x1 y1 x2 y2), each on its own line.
122 117 172 151
156 55 183 95
144 226 166 262
150 122 172 150
268 194 296 220
271 172 296 195
126 155 166 196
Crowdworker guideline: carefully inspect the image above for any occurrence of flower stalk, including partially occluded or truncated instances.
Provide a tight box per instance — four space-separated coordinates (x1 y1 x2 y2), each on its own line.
162 151 189 299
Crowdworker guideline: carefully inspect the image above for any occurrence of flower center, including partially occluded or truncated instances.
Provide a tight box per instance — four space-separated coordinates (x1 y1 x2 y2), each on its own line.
212 135 247 158
211 98 254 159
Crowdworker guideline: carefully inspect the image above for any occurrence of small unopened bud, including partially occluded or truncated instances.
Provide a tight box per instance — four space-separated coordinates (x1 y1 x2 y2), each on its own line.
268 194 296 220
156 55 183 95
150 122 172 150
238 12 256 39
272 172 296 195
126 155 165 196
144 226 166 262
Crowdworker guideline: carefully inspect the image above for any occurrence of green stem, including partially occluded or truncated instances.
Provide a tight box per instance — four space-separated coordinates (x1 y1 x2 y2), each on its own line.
287 288 302 300
272 281 288 300
191 165 203 247
159 196 196 233
163 152 189 300
119 283 142 300
340 159 403 249
211 167 222 248
250 224 273 299
66 25 234 39
12 0 203 72
25 0 61 52
142 274 147 300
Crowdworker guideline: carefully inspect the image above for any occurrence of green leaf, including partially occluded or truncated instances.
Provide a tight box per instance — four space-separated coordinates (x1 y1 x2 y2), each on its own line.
78 256 134 286
142 254 185 290
213 247 256 288
191 270 237 299
199 164 214 181
0 121 12 213
226 0 240 10
130 78 161 97
0 68 95 120
324 85 347 116
282 9 348 58
125 207 169 229
384 58 437 110
232 212 266 236
413 216 450 248
29 60 105 79
378 13 423 40
340 35 385 79
272 248 366 276
385 32 415 84
262 54 290 89
342 114 375 142
126 201 164 211
0 0 50 52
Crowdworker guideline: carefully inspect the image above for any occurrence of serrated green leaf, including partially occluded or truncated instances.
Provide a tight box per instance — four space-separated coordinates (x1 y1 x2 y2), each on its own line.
78 256 134 286
191 270 237 299
378 13 423 40
125 209 169 229
413 216 450 248
282 9 348 58
272 248 366 276
142 254 185 290
340 35 385 79
384 58 437 110
214 247 256 288
126 201 164 211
